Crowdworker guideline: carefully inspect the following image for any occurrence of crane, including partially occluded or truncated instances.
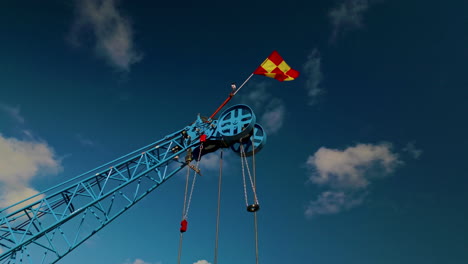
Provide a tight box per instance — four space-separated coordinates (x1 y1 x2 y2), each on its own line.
0 104 266 264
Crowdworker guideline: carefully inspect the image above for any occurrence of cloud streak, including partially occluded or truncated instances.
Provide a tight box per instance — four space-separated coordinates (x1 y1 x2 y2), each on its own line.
0 103 25 124
305 191 366 217
305 143 401 217
76 134 95 147
303 49 324 105
70 0 142 71
403 142 422 159
329 0 371 41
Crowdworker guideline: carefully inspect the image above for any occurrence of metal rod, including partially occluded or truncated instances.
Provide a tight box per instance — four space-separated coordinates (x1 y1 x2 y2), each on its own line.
233 73 254 95
209 94 234 120
208 73 255 119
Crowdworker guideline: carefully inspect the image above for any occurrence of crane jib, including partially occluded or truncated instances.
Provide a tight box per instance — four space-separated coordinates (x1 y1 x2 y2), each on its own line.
0 104 266 263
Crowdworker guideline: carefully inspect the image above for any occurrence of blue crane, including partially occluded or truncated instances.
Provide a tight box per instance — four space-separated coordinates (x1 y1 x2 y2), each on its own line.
0 104 266 264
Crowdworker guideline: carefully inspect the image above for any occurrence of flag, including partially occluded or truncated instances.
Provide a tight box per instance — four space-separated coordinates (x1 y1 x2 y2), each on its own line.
253 51 299 81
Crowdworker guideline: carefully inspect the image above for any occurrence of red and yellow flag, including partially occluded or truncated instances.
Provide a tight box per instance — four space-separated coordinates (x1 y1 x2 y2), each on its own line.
253 51 299 81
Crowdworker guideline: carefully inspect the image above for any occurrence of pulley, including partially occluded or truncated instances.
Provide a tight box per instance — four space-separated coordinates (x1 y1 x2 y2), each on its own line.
231 124 266 157
217 104 256 141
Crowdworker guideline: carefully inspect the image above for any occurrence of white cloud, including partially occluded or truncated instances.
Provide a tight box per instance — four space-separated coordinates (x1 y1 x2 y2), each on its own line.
403 142 422 159
0 103 25 124
305 143 401 217
307 143 400 189
131 260 149 264
193 260 211 264
305 191 365 217
123 259 160 264
241 82 286 134
184 150 233 178
199 152 221 173
329 0 370 41
69 0 142 71
303 49 323 105
0 134 62 212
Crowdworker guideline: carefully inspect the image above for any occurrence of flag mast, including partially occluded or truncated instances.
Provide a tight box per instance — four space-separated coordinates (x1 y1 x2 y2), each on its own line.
208 73 254 120
233 73 254 95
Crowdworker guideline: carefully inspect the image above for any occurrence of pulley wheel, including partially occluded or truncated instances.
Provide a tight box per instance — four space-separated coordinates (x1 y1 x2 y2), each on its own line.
231 124 266 157
217 104 256 141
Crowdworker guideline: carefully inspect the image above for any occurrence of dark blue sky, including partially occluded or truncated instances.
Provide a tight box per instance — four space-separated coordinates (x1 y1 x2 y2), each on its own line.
0 1 467 264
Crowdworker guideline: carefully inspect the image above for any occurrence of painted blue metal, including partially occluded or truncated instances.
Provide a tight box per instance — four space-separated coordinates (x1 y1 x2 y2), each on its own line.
217 104 256 141
230 124 267 157
0 105 265 264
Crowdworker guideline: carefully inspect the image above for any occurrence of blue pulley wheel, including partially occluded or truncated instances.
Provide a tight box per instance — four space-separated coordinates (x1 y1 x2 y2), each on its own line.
231 124 266 157
217 104 256 141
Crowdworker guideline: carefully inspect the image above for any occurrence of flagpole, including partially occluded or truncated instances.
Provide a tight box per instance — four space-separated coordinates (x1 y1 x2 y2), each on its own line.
233 73 254 95
208 73 254 120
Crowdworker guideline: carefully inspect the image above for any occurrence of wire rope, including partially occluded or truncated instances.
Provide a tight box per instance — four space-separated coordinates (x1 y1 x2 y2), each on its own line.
240 143 259 205
252 138 259 264
184 144 203 219
213 150 223 264
177 165 191 264
240 144 249 207
178 144 203 264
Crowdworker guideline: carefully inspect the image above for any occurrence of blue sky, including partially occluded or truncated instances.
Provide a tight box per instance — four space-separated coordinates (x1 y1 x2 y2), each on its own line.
1 0 467 264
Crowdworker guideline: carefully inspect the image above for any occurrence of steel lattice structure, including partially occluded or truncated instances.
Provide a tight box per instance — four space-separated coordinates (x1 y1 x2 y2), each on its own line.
0 105 266 264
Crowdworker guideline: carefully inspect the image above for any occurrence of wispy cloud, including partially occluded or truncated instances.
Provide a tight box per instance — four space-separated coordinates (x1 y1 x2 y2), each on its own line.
0 134 62 212
69 0 142 71
76 134 95 147
305 191 366 217
305 143 401 217
0 103 25 124
303 49 324 105
241 82 286 134
329 0 371 41
260 98 285 134
403 141 422 159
